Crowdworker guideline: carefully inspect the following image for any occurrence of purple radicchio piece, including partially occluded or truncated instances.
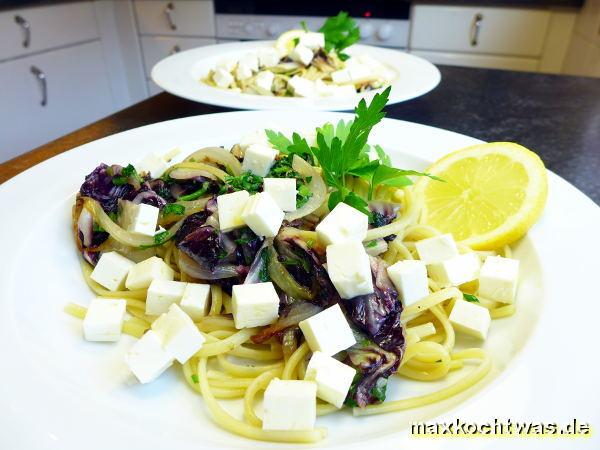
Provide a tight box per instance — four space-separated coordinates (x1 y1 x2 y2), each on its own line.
341 256 406 407
79 163 134 214
369 201 401 241
127 182 167 209
344 337 399 408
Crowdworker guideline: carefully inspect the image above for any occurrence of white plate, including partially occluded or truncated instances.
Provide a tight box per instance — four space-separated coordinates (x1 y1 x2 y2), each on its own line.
1 111 599 450
151 41 441 110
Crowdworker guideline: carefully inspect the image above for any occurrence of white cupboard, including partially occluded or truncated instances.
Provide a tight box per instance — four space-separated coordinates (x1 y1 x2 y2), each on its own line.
0 41 114 163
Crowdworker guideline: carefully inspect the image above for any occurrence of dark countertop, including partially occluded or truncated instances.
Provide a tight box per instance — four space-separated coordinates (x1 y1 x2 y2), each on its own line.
1 65 599 205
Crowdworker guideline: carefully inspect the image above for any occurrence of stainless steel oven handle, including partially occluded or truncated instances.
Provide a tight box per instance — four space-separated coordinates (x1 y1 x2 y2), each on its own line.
470 13 483 47
164 2 177 31
14 15 31 48
30 65 47 107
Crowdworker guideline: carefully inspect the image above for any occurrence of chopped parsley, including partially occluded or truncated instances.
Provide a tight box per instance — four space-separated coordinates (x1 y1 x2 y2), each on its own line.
162 203 185 216
178 182 210 201
191 374 199 384
258 249 270 282
222 171 263 194
111 164 142 186
463 293 480 303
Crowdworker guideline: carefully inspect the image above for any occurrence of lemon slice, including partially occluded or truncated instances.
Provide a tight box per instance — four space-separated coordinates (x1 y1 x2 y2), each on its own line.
275 29 306 57
414 142 548 250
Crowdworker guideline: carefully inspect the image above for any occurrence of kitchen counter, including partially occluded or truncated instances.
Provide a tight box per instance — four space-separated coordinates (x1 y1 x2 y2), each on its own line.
1 65 599 204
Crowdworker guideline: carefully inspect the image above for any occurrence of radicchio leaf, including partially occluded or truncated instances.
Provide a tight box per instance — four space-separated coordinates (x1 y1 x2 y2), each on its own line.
79 163 133 214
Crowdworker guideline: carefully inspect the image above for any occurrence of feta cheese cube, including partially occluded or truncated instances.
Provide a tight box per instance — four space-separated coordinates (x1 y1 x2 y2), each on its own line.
326 241 374 299
239 129 270 149
255 70 275 93
136 152 169 178
415 233 459 264
449 299 491 340
235 63 253 81
145 279 187 316
315 202 368 245
212 67 234 88
240 53 259 72
299 304 356 356
299 32 325 50
216 190 250 231
348 64 372 82
478 255 520 303
427 252 481 287
125 256 175 290
241 192 284 237
387 260 429 306
90 251 135 291
289 44 314 66
241 144 278 177
331 69 351 84
231 282 280 329
288 75 316 98
258 48 280 68
263 177 297 211
125 330 174 383
82 298 126 342
120 202 160 237
180 283 211 320
304 351 356 408
263 379 317 430
151 303 205 363
216 58 237 72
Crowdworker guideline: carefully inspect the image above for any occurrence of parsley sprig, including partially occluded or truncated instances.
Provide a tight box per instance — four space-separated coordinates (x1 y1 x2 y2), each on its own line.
319 12 360 61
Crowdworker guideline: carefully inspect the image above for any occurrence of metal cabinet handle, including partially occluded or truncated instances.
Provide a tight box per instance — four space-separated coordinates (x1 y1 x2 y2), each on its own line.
14 15 31 48
164 2 177 31
470 13 483 46
30 66 47 106
169 45 181 55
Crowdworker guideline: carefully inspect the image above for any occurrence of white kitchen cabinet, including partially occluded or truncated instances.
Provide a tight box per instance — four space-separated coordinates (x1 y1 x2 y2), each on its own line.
0 1 98 62
134 0 215 37
412 50 539 72
141 35 215 75
141 35 216 95
0 41 113 163
411 5 550 57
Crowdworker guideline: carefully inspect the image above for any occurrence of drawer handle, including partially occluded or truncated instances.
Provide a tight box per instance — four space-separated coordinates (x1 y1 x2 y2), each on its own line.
14 15 31 48
169 45 181 55
164 2 177 31
470 13 483 46
30 65 47 107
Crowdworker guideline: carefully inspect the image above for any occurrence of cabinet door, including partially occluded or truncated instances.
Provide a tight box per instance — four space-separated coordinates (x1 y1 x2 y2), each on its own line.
141 35 215 75
0 41 114 163
141 36 215 95
0 2 98 62
411 50 539 72
134 0 215 37
411 5 550 57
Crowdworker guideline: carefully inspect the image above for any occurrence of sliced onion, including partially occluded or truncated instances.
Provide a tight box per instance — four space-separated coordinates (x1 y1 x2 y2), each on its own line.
77 207 94 248
178 252 241 280
165 162 229 181
284 155 326 221
85 198 185 248
185 146 242 175
169 168 217 181
252 301 322 344
267 245 313 301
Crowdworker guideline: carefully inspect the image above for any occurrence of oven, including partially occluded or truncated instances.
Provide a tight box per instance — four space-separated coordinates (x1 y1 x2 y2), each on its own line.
214 1 412 49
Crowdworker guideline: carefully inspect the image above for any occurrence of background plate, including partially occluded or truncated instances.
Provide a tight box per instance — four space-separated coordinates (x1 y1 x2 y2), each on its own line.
151 42 441 111
0 111 598 449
